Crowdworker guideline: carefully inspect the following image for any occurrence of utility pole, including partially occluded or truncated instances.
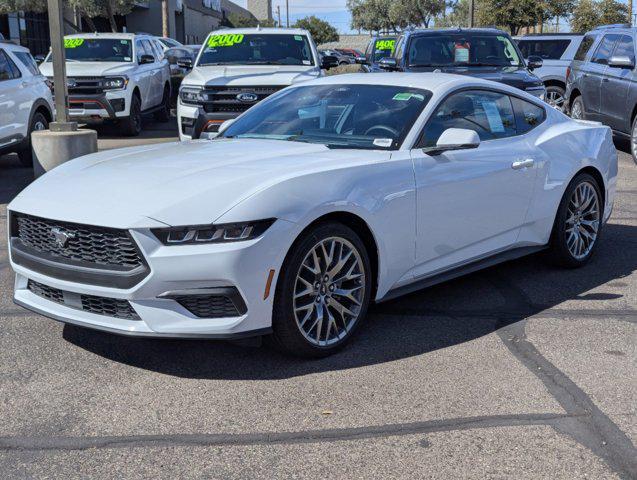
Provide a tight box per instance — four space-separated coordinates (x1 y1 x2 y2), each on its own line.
468 0 474 27
286 0 290 28
47 0 70 126
162 0 169 38
277 6 282 28
630 0 634 26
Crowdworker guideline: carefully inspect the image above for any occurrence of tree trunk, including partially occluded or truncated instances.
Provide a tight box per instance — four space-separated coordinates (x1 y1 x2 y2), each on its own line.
82 11 97 32
105 0 118 32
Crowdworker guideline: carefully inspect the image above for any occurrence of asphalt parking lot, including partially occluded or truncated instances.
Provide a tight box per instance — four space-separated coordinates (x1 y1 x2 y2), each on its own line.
0 128 635 479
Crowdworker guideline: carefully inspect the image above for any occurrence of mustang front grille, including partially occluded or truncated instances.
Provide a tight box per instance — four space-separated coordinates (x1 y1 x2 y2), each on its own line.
27 280 141 321
13 213 143 269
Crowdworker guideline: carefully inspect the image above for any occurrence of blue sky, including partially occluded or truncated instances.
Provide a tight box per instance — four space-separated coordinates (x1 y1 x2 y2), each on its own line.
234 0 354 33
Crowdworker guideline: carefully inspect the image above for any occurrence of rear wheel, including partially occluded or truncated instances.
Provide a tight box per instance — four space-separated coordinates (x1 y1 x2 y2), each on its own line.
121 94 142 136
570 95 585 120
548 173 603 268
545 85 566 110
630 115 637 165
270 223 372 357
17 111 48 168
153 85 171 123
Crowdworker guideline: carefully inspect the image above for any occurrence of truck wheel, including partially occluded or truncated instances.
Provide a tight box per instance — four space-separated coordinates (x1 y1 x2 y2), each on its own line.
631 115 637 166
121 95 142 136
570 96 585 120
153 85 171 123
545 85 565 110
17 111 48 168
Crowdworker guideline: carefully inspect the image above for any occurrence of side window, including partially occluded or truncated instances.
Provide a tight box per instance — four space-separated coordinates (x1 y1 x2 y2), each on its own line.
0 50 21 80
150 40 164 60
418 90 516 147
394 35 405 62
591 34 620 65
141 40 156 61
13 51 39 76
135 40 148 63
511 97 546 134
612 35 635 64
517 40 570 60
574 34 597 61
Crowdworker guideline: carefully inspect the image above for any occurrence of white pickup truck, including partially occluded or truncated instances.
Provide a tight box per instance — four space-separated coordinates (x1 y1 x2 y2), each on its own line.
177 28 333 141
40 33 171 136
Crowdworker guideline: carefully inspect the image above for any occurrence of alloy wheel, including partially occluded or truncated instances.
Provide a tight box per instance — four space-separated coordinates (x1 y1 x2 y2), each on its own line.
631 119 637 160
33 120 46 131
546 90 565 109
293 236 366 347
571 99 583 119
565 181 600 260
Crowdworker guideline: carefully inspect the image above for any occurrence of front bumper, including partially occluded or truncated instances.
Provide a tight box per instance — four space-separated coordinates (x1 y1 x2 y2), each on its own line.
10 215 296 338
67 91 129 121
178 101 239 141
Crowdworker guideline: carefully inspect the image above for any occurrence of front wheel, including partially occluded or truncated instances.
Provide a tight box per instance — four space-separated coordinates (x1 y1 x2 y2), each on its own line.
121 95 142 136
270 223 372 357
545 85 566 110
630 115 637 165
548 173 603 268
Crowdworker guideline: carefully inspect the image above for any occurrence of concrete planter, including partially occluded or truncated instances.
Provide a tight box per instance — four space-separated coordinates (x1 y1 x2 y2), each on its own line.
31 129 98 178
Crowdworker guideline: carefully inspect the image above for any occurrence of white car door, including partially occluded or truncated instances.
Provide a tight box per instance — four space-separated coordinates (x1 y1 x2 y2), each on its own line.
135 39 152 110
0 49 26 148
409 89 538 279
142 39 162 107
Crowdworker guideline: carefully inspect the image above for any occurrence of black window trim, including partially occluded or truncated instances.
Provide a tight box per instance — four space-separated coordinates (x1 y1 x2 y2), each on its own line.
0 49 23 81
591 33 621 65
412 86 547 149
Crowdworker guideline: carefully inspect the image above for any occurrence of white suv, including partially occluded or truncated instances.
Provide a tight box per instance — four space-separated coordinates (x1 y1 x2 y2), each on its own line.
39 33 171 136
178 28 328 141
0 41 54 167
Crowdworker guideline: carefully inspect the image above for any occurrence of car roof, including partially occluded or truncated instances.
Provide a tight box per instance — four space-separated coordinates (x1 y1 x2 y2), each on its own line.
205 27 310 36
0 40 29 52
516 33 583 39
64 32 153 40
408 27 509 36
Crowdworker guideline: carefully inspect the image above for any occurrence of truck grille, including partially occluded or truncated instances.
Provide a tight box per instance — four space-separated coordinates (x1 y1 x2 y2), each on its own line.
202 86 285 113
27 280 141 321
13 213 144 270
67 77 105 95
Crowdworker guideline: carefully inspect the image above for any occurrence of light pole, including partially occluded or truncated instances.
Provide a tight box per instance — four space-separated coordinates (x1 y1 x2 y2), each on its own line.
47 0 73 130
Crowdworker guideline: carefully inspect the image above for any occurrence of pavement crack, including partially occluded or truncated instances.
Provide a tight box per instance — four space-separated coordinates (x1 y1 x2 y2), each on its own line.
489 274 637 479
0 413 576 452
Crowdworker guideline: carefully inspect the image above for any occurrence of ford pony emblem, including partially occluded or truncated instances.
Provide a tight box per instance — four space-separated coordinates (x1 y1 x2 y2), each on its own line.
51 227 75 248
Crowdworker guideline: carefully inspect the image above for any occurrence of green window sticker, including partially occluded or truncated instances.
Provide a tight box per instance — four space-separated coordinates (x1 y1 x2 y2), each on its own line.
294 35 303 41
393 92 425 102
207 33 245 48
376 39 395 51
64 38 85 48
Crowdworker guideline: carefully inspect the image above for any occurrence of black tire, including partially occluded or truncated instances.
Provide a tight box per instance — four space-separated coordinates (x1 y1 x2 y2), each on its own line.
545 85 566 111
153 84 171 123
270 222 373 358
548 173 603 268
17 111 49 168
121 94 142 136
570 95 585 120
630 114 637 166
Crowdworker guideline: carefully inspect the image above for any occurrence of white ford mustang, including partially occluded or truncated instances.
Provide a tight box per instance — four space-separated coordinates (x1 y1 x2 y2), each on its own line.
8 73 617 357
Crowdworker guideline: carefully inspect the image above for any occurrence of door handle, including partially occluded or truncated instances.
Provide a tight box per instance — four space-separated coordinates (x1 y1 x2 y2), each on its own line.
512 159 534 170
602 78 609 82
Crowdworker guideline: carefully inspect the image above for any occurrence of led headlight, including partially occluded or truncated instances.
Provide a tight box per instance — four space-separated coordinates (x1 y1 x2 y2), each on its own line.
102 76 128 90
152 219 276 245
179 86 205 105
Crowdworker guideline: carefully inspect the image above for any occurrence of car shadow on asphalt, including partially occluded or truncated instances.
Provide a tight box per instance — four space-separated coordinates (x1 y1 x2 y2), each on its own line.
62 221 637 380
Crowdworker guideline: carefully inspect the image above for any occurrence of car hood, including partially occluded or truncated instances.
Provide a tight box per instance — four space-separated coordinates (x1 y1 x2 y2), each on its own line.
183 65 321 87
39 61 135 78
9 139 387 229
406 66 543 90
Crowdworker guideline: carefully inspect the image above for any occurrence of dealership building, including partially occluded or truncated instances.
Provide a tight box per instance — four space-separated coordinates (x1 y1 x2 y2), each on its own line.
0 0 257 55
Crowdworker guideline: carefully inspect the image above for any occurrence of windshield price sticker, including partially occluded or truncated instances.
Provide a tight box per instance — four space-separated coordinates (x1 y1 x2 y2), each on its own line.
393 92 425 102
64 38 85 48
294 35 304 41
207 34 245 48
376 39 395 51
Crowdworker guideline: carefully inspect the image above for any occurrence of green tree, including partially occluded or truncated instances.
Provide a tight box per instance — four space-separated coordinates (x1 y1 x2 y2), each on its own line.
477 0 541 35
347 0 402 33
226 12 258 28
571 0 629 32
435 0 474 27
389 0 446 28
597 0 629 25
293 15 339 45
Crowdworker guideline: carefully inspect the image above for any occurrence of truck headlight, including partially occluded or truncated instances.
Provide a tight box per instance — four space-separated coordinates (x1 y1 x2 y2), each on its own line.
103 76 128 90
152 219 276 245
179 86 205 105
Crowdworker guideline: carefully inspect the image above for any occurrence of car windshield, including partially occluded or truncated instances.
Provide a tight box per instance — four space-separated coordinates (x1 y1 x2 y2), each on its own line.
408 33 523 67
220 84 432 150
373 38 396 62
48 38 133 62
198 33 314 66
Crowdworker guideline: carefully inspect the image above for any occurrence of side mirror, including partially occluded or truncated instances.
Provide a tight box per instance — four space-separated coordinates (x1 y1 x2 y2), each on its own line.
527 55 543 70
423 128 480 156
34 54 45 65
140 54 155 64
177 57 193 69
321 55 338 70
378 57 398 70
608 55 635 69
355 56 367 65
